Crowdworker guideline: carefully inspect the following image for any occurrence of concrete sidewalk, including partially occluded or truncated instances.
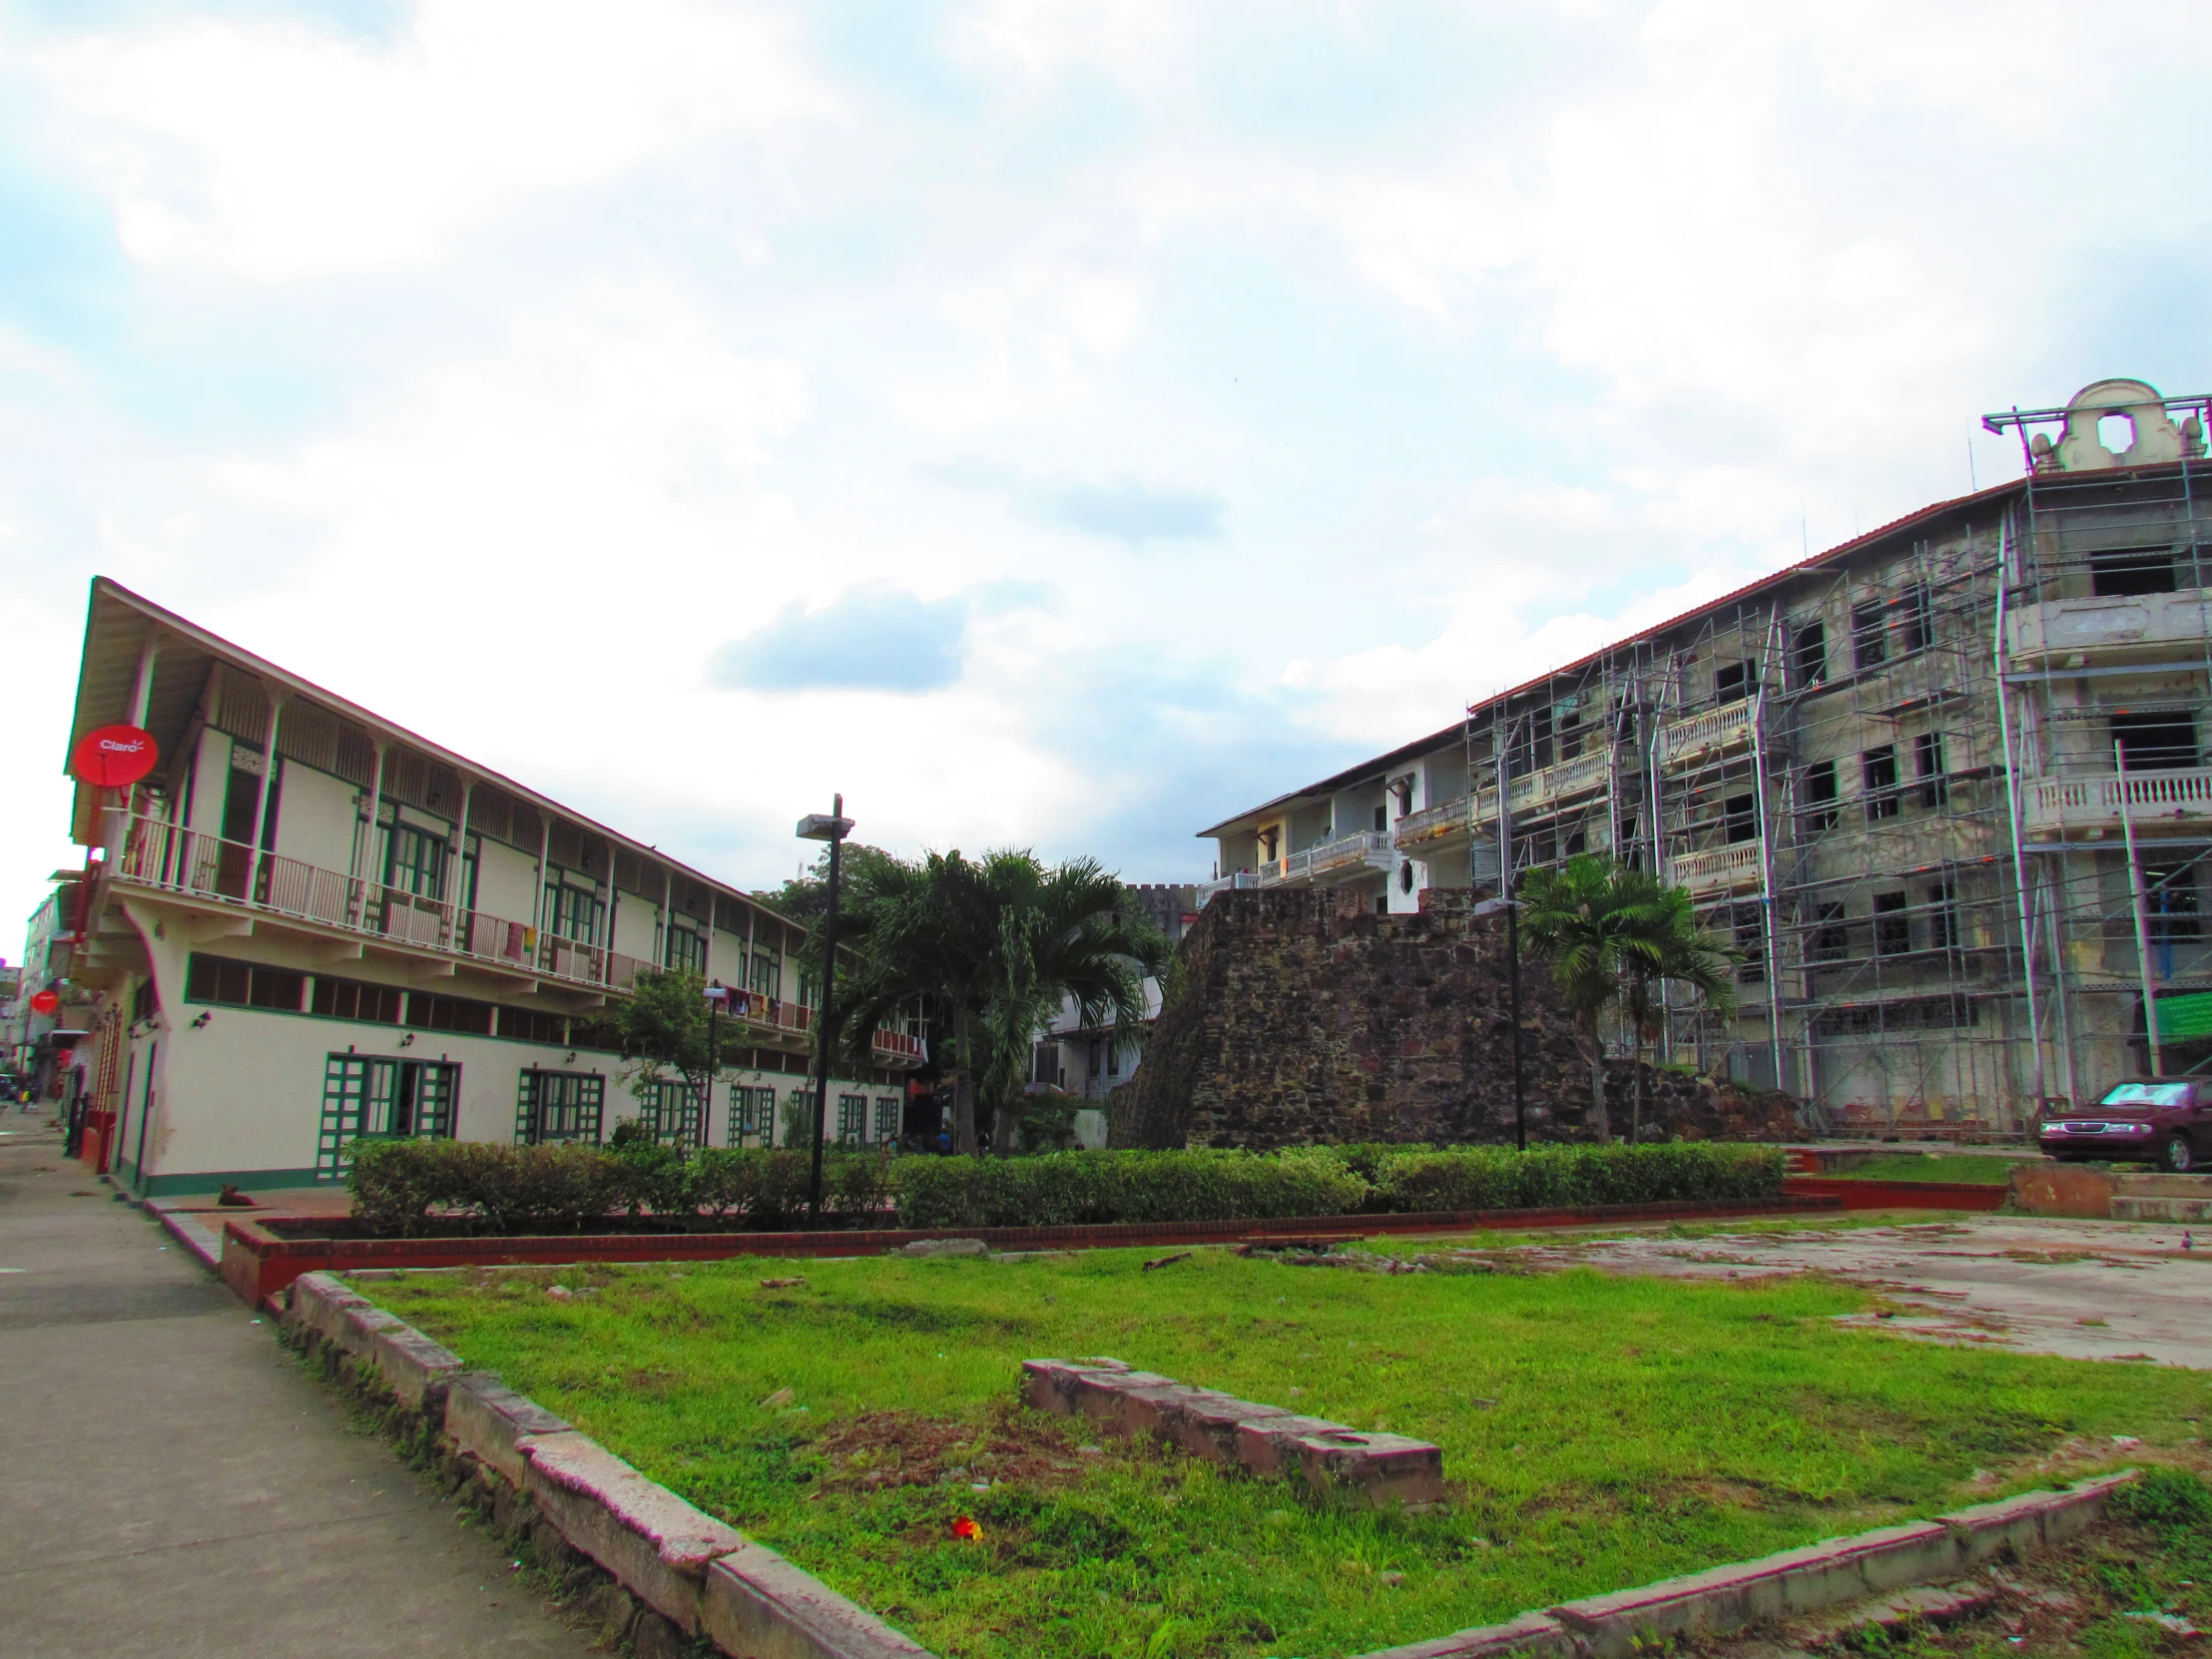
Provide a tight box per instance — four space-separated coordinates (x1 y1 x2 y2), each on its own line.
0 1120 599 1658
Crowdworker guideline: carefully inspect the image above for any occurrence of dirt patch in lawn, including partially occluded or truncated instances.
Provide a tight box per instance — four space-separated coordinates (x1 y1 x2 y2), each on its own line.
813 1402 1101 1495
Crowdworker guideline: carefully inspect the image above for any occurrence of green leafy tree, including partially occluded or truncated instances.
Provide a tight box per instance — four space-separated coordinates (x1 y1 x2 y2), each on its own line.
1519 854 1741 1142
609 966 739 1138
760 842 897 927
830 849 1170 1155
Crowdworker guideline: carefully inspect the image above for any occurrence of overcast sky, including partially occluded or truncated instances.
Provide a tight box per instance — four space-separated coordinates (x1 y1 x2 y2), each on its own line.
4 0 2209 939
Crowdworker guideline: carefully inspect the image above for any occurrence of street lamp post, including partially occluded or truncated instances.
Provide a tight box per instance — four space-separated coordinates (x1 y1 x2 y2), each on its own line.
797 795 854 1225
703 978 727 1148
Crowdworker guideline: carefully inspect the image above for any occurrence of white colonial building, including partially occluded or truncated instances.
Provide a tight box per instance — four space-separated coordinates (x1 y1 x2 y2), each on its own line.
53 578 923 1196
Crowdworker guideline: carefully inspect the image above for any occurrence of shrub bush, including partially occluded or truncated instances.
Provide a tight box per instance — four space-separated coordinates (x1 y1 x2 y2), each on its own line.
1369 1142 1786 1213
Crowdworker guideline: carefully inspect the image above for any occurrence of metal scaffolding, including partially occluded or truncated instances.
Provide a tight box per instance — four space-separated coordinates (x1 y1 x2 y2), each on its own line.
1454 387 2212 1133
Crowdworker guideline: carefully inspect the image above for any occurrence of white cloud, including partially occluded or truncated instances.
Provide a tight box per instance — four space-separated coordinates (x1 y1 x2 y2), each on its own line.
3 0 2211 931
23 0 832 278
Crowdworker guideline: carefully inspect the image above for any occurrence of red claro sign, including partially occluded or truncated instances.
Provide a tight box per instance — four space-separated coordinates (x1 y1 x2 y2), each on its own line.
29 989 60 1015
69 724 159 788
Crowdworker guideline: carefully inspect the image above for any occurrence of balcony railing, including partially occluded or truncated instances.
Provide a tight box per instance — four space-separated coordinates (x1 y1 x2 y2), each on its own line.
1656 699 1755 768
1195 869 1265 906
1303 830 1396 884
1670 838 1766 894
1513 749 1611 811
2021 768 2212 839
1393 796 1472 853
2006 589 2212 666
107 815 921 1062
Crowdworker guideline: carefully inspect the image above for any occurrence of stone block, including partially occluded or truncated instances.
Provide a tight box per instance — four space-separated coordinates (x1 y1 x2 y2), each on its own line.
1233 1414 1360 1478
702 1540 939 1659
367 1324 464 1414
1170 1394 1291 1464
520 1430 746 1632
1066 1369 1176 1431
1289 1430 1445 1508
1351 1610 1571 1659
1019 1358 1118 1414
446 1373 574 1488
333 1300 406 1363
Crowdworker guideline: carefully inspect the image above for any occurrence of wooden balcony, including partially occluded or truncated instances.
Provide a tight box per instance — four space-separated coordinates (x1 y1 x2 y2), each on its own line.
104 815 923 1065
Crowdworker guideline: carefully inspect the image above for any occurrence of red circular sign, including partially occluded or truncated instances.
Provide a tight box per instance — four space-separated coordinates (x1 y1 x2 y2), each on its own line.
28 989 60 1015
69 725 159 788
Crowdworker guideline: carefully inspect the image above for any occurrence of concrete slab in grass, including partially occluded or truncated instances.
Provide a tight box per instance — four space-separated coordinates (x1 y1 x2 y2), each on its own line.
1940 1471 2136 1567
1358 1474 2139 1659
521 1429 746 1632
1023 1356 1446 1508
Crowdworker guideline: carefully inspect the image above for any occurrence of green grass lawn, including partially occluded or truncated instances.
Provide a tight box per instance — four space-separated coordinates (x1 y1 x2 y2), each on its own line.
366 1249 2210 1659
1829 1153 2035 1184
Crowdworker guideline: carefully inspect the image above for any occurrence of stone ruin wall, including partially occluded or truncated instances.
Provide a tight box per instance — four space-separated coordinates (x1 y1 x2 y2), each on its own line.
1120 887 1803 1150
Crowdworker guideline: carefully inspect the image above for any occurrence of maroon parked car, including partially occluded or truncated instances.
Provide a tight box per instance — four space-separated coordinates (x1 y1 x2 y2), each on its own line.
2037 1080 2208 1171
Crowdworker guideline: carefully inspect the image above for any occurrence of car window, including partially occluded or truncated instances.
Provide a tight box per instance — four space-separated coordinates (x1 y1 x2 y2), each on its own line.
2100 1082 2192 1106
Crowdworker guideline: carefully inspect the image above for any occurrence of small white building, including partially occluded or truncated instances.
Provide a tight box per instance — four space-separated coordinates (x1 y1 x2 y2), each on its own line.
56 578 923 1196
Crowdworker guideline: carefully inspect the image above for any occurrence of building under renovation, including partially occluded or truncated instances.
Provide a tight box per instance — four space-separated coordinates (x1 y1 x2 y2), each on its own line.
1198 379 2212 1132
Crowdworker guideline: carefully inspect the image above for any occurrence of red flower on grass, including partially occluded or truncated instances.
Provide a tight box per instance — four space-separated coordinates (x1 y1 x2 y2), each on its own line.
950 1515 983 1542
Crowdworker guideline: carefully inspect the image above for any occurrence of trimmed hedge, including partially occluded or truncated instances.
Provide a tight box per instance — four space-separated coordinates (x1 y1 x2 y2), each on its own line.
1368 1143 1787 1213
893 1147 1372 1230
344 1138 1788 1239
345 1139 891 1238
891 1142 1786 1229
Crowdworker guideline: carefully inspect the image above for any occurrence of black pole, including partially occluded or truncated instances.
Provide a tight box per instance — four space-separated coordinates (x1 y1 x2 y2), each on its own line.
1498 712 1526 1152
705 988 719 1152
1506 882 1526 1153
807 794 845 1226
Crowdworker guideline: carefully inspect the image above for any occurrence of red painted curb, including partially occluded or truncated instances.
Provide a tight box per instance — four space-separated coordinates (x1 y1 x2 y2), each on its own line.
218 1194 1842 1308
1780 1176 2006 1212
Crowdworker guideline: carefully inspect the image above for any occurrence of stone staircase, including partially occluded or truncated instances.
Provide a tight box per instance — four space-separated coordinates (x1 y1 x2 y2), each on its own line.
2109 1173 2212 1222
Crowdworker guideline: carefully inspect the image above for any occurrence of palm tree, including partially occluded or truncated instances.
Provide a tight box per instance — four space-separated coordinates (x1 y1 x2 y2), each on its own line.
1516 854 1636 1141
1519 854 1744 1143
830 848 1169 1155
1610 869 1740 1143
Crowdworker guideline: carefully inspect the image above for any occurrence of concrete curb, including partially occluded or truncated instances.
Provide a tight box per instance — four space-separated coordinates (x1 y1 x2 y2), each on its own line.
446 1372 573 1487
1023 1357 1444 1507
1353 1471 2139 1659
146 1200 227 1270
281 1273 945 1659
519 1429 745 1633
217 1193 1843 1308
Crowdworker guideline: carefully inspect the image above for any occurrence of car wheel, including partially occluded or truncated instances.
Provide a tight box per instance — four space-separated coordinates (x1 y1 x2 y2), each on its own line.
2162 1135 2196 1174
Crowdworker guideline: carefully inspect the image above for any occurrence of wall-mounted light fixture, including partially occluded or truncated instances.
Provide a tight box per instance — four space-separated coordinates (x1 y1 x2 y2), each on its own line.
398 1032 415 1048
191 1011 212 1029
564 1051 578 1063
